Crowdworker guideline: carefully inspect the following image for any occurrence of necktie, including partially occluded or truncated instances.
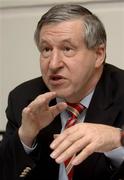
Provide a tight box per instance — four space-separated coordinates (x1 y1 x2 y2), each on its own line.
64 103 85 180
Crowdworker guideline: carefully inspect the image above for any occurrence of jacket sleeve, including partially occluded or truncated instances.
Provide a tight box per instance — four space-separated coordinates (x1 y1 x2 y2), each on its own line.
0 92 39 180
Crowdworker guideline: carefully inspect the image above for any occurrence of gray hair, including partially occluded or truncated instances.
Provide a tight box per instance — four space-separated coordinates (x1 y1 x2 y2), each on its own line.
34 4 106 51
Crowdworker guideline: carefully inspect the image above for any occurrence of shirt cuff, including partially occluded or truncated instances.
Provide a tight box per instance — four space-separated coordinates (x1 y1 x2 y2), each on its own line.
21 140 37 154
105 146 124 167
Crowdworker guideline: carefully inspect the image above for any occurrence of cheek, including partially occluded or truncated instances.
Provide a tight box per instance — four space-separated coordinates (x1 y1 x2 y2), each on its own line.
68 71 83 90
71 64 90 85
40 61 47 74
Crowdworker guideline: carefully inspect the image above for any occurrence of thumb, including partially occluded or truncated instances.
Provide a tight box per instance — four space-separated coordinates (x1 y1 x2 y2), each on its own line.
50 102 67 118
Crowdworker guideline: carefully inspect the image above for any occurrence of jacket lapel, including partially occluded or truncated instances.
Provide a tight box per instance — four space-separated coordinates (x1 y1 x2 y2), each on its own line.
85 65 121 126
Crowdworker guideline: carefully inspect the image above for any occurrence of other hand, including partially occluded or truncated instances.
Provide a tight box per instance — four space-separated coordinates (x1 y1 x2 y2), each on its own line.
50 123 121 165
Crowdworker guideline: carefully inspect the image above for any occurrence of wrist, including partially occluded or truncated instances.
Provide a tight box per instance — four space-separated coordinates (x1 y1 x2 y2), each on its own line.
120 129 124 146
18 127 36 147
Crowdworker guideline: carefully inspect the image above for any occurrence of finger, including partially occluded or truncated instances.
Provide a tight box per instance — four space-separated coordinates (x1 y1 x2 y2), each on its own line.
53 134 59 139
28 92 57 110
71 143 95 165
50 132 68 150
50 102 67 119
53 136 90 163
50 127 83 157
22 106 33 119
50 124 80 150
50 133 74 159
44 91 57 104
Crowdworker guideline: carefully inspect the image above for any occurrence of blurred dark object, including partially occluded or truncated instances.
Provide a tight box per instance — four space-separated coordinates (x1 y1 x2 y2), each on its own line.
0 131 5 142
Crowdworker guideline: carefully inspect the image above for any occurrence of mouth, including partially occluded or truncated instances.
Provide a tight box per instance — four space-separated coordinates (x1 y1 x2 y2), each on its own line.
49 74 66 85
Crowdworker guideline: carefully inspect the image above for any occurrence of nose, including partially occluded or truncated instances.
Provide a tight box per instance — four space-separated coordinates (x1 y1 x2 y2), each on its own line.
49 50 63 71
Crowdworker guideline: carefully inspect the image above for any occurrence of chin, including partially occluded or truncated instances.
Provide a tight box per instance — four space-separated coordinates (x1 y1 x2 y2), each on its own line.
48 87 71 98
55 91 74 101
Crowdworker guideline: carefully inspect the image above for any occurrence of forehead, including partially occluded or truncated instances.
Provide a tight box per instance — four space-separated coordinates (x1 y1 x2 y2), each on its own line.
39 19 85 43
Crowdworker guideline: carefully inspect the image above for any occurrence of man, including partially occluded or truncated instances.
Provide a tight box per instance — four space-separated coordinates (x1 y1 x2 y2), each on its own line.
0 4 124 180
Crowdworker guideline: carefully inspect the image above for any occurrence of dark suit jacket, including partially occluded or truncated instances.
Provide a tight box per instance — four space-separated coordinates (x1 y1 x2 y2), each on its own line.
0 63 124 180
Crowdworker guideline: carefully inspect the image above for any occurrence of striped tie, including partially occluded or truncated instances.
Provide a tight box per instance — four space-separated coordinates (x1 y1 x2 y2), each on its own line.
64 103 85 180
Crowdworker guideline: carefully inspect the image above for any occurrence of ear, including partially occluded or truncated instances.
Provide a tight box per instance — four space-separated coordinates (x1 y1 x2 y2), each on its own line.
95 44 106 68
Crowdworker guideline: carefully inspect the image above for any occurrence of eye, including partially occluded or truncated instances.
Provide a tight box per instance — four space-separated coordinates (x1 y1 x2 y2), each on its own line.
41 47 52 58
63 46 75 57
42 47 50 52
45 47 50 52
64 47 72 51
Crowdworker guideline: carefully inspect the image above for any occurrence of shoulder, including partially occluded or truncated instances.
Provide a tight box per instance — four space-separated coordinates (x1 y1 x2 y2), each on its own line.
9 77 49 102
95 64 124 105
103 63 124 102
104 63 124 79
101 63 124 88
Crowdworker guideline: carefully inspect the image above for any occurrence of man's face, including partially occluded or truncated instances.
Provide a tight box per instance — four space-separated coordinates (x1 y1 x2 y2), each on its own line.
39 20 104 102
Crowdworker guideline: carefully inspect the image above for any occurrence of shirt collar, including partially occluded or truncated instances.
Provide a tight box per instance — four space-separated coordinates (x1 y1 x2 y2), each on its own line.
80 90 94 108
56 89 94 108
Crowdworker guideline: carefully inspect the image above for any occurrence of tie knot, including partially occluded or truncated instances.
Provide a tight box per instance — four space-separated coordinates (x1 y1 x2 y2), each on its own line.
67 102 85 118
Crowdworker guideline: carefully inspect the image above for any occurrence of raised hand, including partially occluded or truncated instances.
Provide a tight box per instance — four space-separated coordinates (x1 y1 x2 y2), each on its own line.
18 92 67 147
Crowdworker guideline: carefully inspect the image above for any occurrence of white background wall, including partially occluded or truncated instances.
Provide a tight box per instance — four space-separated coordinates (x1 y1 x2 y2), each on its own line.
0 0 124 130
